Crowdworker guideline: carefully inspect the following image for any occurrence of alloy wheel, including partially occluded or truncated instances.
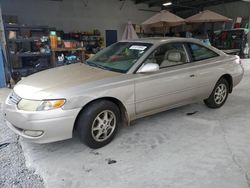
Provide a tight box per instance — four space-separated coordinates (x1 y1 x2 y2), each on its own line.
214 83 227 105
91 110 116 142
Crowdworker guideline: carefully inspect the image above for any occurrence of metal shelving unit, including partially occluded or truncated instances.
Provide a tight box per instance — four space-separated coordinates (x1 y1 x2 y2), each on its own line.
4 24 54 81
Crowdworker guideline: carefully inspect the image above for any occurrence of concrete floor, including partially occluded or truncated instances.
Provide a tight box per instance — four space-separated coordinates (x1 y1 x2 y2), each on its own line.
0 88 11 102
0 88 44 188
2 61 250 188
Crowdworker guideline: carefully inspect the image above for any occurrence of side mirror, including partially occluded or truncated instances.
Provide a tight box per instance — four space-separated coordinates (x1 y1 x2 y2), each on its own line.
137 63 160 73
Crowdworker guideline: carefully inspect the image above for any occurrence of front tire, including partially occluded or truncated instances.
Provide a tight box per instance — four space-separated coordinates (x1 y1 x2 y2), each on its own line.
76 100 121 148
204 78 229 108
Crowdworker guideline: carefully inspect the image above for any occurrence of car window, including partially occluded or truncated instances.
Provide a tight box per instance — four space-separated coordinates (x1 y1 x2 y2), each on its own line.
144 43 188 69
188 43 219 61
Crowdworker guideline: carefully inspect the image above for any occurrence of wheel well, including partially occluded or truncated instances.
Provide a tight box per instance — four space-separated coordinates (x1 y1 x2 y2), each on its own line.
221 74 233 93
73 97 129 131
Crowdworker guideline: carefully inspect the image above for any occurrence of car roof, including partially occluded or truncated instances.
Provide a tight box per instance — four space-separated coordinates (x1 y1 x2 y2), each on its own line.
120 37 203 45
120 37 225 56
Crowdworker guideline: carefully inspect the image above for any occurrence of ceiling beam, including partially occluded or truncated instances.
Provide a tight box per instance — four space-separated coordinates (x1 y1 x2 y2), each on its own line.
134 0 241 10
135 0 151 4
149 0 169 6
172 0 240 12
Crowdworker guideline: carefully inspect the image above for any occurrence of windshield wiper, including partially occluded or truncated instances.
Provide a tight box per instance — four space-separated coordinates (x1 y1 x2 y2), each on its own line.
85 61 109 71
85 61 126 73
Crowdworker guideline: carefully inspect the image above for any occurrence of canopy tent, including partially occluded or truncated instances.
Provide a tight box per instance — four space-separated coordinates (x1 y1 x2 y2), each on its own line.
186 10 232 45
141 10 185 28
141 10 185 36
186 10 232 23
122 21 138 40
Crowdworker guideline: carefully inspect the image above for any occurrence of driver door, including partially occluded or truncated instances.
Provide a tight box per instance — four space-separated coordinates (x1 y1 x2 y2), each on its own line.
134 42 197 115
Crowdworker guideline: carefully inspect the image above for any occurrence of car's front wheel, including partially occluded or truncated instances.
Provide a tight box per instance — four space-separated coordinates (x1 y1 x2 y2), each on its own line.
204 78 229 108
76 100 120 148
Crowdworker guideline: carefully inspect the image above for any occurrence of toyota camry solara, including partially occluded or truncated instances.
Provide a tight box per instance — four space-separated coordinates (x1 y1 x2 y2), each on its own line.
3 38 244 148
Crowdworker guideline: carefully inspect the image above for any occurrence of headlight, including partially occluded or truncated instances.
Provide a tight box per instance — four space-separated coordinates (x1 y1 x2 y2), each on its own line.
17 99 66 111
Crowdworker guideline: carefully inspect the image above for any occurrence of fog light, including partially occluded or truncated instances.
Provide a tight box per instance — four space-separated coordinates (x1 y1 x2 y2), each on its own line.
23 130 44 137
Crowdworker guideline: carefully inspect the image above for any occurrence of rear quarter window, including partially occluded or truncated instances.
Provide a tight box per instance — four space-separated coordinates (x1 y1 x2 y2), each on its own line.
188 43 219 61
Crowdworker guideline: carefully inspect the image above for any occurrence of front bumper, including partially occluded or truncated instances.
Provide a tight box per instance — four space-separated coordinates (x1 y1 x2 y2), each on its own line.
3 100 81 143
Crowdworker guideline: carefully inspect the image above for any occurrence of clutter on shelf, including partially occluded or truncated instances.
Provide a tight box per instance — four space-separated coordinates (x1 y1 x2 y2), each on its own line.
50 47 85 67
57 30 104 53
5 24 53 81
48 29 103 66
4 20 104 82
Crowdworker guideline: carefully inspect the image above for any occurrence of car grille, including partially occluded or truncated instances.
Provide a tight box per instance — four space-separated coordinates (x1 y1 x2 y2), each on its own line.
8 91 22 105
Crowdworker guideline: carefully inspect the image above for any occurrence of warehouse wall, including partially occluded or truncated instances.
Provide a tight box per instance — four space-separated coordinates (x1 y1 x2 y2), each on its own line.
208 1 250 21
0 0 159 42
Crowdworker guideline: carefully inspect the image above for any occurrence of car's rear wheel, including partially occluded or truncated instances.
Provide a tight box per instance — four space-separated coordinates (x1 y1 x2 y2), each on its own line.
76 100 121 148
204 78 229 108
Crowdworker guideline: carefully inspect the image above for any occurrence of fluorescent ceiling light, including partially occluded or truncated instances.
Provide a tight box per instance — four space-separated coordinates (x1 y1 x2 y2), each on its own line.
163 2 172 6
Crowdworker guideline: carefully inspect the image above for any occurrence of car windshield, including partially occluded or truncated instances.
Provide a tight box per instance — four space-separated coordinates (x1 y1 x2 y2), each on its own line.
86 42 152 73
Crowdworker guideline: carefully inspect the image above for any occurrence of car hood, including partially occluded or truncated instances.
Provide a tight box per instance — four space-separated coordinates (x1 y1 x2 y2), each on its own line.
14 63 121 99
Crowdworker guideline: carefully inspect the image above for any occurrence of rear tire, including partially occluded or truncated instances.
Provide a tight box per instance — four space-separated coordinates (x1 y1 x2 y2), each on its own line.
204 78 229 109
76 100 121 149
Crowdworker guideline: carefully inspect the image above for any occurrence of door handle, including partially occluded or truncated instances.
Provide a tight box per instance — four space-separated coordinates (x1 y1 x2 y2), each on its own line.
190 74 196 78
